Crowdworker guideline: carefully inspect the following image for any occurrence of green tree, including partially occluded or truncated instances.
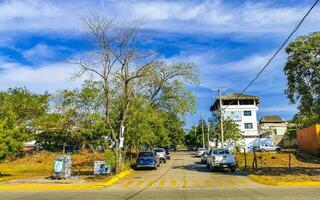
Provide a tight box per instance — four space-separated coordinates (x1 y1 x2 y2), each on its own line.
0 88 49 159
218 119 242 147
0 112 28 159
284 32 320 128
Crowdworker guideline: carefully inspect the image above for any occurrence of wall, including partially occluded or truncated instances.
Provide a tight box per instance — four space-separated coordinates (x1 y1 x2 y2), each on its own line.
297 125 320 154
222 105 259 137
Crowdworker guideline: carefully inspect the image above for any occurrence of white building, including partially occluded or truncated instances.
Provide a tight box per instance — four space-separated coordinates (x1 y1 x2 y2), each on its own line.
210 93 260 150
259 115 287 146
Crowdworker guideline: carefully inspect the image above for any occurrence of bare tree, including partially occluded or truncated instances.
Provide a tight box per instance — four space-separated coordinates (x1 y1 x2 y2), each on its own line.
71 15 154 174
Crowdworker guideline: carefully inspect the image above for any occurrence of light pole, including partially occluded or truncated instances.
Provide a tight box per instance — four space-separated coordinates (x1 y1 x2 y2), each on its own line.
201 113 205 149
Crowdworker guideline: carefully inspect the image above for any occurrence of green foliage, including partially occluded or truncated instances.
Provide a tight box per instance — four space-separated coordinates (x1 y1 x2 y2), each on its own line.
104 149 116 165
0 88 48 159
219 119 242 144
33 81 108 150
186 118 242 149
0 88 49 124
0 112 28 159
284 32 320 127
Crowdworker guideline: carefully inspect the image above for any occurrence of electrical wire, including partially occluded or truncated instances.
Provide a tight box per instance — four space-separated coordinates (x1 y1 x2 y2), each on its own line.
221 0 319 110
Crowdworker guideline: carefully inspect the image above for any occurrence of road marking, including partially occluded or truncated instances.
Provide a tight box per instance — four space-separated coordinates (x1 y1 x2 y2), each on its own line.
204 179 212 187
171 180 177 187
136 181 143 187
192 179 200 187
183 179 188 188
239 179 247 185
216 178 224 186
123 181 133 187
227 179 236 186
159 180 166 187
147 181 153 187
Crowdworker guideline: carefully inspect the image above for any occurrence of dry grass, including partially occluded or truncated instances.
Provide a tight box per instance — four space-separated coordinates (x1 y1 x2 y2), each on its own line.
0 150 113 183
236 151 320 182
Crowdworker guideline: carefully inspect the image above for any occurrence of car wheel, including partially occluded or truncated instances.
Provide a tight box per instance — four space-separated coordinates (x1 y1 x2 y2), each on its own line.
154 165 157 170
231 167 236 172
210 165 215 172
163 159 166 163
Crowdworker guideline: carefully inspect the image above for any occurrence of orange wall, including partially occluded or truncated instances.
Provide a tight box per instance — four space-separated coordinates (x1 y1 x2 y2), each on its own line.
297 125 320 154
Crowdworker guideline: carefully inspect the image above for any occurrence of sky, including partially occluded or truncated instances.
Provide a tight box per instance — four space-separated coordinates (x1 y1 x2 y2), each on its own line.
0 0 319 128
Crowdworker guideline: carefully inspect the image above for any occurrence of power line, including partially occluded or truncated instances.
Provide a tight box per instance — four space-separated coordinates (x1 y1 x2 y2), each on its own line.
223 0 319 110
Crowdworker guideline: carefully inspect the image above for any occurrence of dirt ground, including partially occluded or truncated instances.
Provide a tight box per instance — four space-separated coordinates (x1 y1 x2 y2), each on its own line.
0 151 112 183
236 151 320 182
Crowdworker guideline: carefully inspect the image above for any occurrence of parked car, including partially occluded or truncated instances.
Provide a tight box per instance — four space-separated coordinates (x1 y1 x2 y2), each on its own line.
164 148 171 159
207 148 237 172
255 144 281 152
136 151 160 170
195 148 206 157
153 148 167 163
200 151 209 164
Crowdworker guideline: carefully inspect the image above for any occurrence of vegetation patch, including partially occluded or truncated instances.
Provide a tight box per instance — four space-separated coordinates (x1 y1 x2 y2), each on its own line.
237 151 320 183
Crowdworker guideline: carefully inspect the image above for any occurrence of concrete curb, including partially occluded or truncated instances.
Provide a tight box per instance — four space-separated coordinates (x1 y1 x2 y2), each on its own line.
98 169 132 187
0 170 132 190
249 175 320 187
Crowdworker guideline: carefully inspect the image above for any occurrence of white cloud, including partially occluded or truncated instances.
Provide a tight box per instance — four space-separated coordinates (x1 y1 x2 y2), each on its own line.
0 60 83 93
22 43 56 62
0 0 319 35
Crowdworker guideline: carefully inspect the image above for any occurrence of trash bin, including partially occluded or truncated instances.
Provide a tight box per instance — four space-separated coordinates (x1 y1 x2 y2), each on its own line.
93 161 110 175
52 155 72 179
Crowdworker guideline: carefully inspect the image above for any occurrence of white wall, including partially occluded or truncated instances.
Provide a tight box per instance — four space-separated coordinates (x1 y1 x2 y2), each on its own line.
222 104 259 137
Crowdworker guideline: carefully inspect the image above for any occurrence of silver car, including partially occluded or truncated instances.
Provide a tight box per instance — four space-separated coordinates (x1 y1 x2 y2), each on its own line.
207 148 237 172
195 148 206 157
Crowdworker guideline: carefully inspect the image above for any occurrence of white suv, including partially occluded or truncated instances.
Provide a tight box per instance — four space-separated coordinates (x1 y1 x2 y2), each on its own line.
255 144 281 152
153 148 167 163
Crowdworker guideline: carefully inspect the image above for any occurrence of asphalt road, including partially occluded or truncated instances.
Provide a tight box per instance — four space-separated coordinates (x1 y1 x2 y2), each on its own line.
1 151 320 200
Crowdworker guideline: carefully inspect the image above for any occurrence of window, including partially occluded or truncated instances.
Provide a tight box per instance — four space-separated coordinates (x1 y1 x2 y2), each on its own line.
244 123 253 129
243 111 252 116
239 99 254 105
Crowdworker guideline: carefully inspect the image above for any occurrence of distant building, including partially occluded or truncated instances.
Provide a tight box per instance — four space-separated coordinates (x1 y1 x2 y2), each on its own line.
210 93 260 150
259 115 287 145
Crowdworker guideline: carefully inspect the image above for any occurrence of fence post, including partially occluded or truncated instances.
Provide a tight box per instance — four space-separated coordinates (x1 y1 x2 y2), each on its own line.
288 151 292 170
243 148 247 170
252 148 258 172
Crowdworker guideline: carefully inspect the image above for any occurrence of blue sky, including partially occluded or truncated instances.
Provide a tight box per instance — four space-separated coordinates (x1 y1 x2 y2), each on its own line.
0 0 319 127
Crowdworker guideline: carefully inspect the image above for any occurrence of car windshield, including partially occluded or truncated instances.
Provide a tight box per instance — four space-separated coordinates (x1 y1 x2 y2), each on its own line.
138 152 153 157
198 148 205 151
214 149 230 154
153 149 164 152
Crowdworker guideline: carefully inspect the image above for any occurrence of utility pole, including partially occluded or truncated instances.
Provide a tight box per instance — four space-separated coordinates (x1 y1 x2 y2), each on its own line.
211 88 228 148
218 89 224 147
207 123 210 150
201 113 205 149
194 126 197 148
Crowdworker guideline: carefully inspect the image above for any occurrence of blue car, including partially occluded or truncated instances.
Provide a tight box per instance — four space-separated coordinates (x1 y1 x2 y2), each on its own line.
136 151 160 170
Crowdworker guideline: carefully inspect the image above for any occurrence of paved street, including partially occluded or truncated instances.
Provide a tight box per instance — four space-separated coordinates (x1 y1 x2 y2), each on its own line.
1 151 320 200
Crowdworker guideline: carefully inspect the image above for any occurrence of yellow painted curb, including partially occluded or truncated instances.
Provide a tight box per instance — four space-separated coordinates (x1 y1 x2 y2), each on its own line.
0 170 132 190
277 182 320 186
0 184 100 190
103 170 132 187
249 175 320 187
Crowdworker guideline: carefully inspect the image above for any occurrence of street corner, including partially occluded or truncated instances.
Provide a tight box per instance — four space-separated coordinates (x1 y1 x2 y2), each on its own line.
98 169 133 187
0 170 133 191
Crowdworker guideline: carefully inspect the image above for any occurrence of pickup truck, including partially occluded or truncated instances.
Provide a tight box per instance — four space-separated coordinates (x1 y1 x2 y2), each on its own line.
206 148 237 172
153 148 167 163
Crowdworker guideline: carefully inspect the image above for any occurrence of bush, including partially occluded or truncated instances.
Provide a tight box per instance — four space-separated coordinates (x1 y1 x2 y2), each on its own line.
104 149 116 166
